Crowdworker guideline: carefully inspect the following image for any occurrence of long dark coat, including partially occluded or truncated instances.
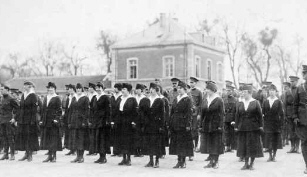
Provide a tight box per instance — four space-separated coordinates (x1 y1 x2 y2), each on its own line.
15 93 40 151
113 96 138 154
223 95 237 149
63 95 72 148
200 97 225 155
110 94 121 154
134 96 149 150
40 96 62 151
142 97 165 155
162 97 170 147
93 95 111 154
262 99 284 149
87 95 97 153
235 100 264 158
293 83 307 141
169 96 194 157
67 95 90 151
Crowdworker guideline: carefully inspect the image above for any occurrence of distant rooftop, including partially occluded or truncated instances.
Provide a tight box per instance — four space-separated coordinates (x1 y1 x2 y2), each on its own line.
112 13 224 53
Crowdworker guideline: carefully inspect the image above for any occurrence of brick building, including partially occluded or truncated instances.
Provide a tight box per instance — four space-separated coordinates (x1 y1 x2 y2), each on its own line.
111 13 225 90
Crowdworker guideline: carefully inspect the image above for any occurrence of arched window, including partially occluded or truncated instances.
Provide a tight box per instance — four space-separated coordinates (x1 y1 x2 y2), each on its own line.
127 58 138 79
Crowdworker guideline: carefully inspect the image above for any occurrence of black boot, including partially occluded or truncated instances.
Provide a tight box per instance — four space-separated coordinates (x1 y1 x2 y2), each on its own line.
212 155 219 169
173 156 182 168
145 155 154 167
71 150 79 163
126 154 131 166
272 150 277 162
99 153 107 164
154 156 159 168
180 156 186 168
118 154 126 165
0 152 8 160
51 151 56 163
267 150 273 162
10 151 15 161
27 151 33 162
43 151 52 162
241 158 249 170
78 150 84 163
249 158 255 170
18 151 28 161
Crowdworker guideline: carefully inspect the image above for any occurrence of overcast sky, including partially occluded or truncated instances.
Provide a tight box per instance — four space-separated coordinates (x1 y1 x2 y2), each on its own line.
0 0 307 75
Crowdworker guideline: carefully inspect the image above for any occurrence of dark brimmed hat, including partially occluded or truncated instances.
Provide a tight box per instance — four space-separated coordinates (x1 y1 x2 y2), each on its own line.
171 78 180 82
289 76 299 82
190 77 199 82
268 84 277 91
149 83 158 90
114 83 123 90
88 83 96 89
225 80 233 86
136 83 145 90
10 88 18 93
76 83 83 89
122 83 132 92
68 84 76 92
262 81 272 86
178 81 187 89
96 82 104 88
187 84 191 89
206 81 217 92
241 84 253 91
46 82 56 89
84 86 89 90
226 84 235 90
24 81 35 87
283 82 291 87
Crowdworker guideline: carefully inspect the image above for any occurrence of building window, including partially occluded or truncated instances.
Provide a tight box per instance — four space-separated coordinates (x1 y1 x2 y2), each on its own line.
207 59 212 80
127 58 138 79
163 56 175 78
217 62 223 81
195 56 201 78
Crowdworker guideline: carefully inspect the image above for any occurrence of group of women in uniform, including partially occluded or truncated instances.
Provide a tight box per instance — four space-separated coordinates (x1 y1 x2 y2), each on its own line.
2 78 286 171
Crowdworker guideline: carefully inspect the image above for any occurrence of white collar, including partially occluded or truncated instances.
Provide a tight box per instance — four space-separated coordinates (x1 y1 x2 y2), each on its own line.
207 93 219 106
149 94 159 106
114 92 122 100
177 93 188 103
24 90 35 100
88 92 97 101
243 98 256 111
46 93 57 105
268 96 278 107
96 92 105 100
75 93 86 101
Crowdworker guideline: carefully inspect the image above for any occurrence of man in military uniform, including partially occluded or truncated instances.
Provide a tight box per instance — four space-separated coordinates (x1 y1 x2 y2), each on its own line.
0 85 19 160
288 76 301 153
168 78 180 106
223 81 237 152
293 65 307 174
281 81 291 147
189 77 202 157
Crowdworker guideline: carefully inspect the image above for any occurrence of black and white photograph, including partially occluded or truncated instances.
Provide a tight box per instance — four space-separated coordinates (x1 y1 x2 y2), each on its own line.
0 0 307 176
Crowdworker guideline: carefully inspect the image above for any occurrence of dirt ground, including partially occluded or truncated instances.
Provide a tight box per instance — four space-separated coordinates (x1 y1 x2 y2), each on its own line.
0 145 305 177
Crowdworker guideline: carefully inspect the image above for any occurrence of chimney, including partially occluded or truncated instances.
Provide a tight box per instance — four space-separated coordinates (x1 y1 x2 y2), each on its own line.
160 13 166 28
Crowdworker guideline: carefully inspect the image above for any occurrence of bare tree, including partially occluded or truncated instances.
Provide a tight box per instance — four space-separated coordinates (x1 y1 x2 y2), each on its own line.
222 22 243 88
97 30 117 73
1 53 31 77
289 34 304 75
63 45 87 76
273 45 291 88
198 19 219 36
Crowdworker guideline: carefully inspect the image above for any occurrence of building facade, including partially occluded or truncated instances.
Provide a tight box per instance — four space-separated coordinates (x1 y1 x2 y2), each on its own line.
111 13 225 90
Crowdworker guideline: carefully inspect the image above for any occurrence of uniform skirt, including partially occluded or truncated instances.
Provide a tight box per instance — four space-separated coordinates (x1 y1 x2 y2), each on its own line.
142 132 165 156
113 123 136 155
237 130 264 158
15 124 39 151
40 126 62 151
264 132 283 149
0 123 16 146
169 130 194 156
94 127 111 154
68 128 89 150
200 131 224 155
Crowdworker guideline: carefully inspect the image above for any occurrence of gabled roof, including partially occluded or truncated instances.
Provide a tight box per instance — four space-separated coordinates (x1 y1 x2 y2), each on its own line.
112 16 224 53
5 75 109 93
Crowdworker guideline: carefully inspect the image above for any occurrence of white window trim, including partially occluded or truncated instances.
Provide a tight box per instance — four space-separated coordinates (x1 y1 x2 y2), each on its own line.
207 59 212 80
217 61 223 82
195 55 201 78
162 55 175 78
126 57 138 80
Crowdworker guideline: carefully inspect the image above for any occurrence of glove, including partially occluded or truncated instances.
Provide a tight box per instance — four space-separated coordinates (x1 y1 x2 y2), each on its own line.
39 121 43 126
294 118 300 125
111 122 115 128
53 120 58 124
217 127 222 132
231 121 235 126
234 128 238 132
131 122 136 129
88 122 92 128
186 127 191 131
10 119 15 124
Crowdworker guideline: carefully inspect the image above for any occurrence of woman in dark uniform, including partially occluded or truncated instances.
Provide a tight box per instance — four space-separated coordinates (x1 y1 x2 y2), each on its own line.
87 83 97 156
200 81 224 169
40 82 62 162
235 84 264 170
15 81 41 162
113 83 138 166
143 83 165 168
93 82 111 164
68 83 90 163
263 84 284 162
169 81 193 168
